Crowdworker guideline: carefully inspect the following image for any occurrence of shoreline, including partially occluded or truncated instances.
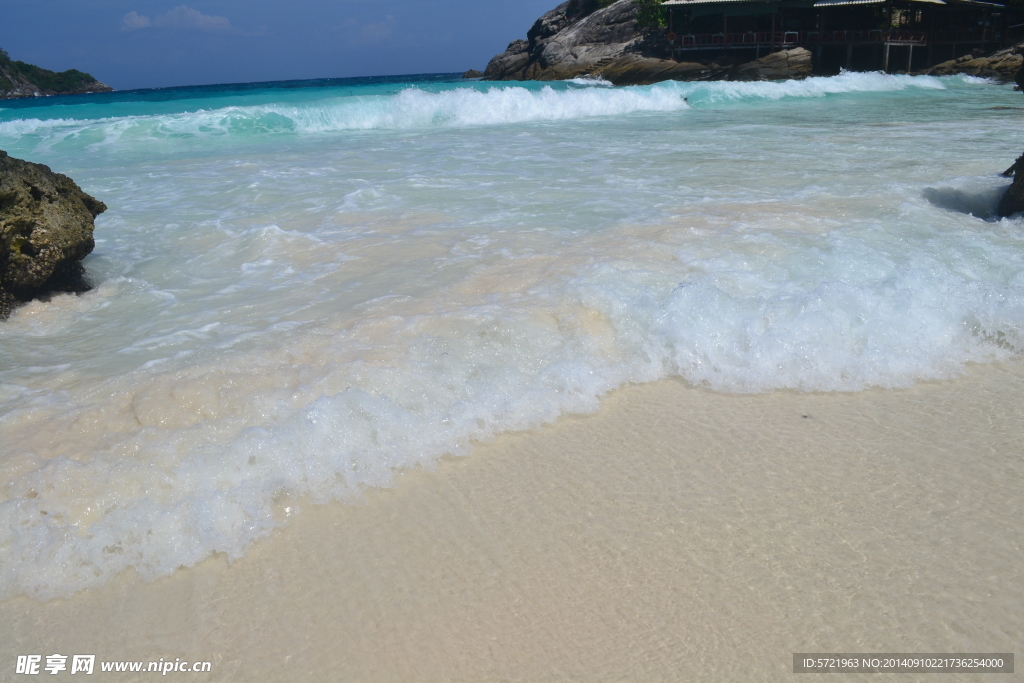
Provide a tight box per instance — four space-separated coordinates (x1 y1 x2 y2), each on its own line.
3 361 1022 681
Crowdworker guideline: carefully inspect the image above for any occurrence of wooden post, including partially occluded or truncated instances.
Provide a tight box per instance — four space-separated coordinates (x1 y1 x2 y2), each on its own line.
907 44 913 72
928 6 934 50
817 7 824 72
883 0 893 73
847 43 854 70
771 12 776 50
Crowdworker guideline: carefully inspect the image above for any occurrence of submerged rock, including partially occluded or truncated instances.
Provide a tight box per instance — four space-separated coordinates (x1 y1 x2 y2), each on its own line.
998 153 1024 218
996 63 1024 219
0 150 106 319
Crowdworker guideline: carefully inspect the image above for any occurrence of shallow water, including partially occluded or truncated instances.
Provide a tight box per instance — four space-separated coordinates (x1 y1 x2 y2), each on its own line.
1 72 1022 600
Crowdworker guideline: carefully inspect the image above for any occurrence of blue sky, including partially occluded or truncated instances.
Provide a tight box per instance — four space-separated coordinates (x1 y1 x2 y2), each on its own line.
1 0 555 90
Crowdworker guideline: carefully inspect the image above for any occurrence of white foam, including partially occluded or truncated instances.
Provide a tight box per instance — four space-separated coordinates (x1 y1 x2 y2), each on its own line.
0 71 958 151
677 70 946 104
567 76 614 87
1 72 1021 601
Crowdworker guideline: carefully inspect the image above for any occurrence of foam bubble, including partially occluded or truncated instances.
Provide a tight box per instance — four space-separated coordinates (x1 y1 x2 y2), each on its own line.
0 72 959 153
0 72 1021 601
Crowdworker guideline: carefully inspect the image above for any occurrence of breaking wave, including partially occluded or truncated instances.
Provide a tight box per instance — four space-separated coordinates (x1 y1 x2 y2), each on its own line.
0 71 962 152
0 69 1017 601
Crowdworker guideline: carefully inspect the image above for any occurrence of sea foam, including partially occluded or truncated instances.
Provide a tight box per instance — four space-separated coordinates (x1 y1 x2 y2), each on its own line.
0 71 964 156
0 72 1021 600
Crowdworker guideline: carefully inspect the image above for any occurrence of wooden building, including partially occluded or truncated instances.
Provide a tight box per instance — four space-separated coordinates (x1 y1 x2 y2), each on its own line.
662 0 1019 73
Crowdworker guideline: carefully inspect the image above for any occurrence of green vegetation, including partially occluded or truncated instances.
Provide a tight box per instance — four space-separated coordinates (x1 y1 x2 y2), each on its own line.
9 63 99 92
635 0 668 28
0 46 102 95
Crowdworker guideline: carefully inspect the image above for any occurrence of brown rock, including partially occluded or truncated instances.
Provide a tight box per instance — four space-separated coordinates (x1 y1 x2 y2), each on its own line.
600 54 721 85
0 150 106 319
923 46 1024 80
732 48 813 81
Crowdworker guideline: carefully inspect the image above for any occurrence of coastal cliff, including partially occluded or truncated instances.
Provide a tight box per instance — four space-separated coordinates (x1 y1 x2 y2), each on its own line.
482 0 811 85
0 48 112 99
0 151 106 319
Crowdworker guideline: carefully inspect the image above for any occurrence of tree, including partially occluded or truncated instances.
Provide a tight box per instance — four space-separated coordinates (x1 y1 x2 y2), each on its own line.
635 0 667 29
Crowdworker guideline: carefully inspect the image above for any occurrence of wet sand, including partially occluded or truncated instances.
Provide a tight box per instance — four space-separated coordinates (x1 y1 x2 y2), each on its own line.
2 362 1023 682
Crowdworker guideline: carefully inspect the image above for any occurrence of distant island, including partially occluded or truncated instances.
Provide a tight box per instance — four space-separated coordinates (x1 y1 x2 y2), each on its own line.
0 47 112 99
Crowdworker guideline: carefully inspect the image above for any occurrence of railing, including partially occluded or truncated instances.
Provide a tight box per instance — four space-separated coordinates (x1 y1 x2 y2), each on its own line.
928 28 998 43
668 27 998 50
881 30 928 45
672 31 804 48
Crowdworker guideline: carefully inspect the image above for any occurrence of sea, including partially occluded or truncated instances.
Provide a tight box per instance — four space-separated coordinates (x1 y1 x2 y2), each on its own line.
0 71 1022 601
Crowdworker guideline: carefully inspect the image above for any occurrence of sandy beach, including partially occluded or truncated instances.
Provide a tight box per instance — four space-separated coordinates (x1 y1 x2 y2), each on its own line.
2 359 1021 682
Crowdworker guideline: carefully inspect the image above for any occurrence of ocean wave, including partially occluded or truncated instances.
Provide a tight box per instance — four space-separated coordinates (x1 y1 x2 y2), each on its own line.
0 72 960 149
2 211 1024 600
0 69 1016 602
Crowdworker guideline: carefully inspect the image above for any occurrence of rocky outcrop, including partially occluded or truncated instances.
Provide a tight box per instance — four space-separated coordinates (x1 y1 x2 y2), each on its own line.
483 0 813 85
732 48 813 81
485 0 645 82
922 45 1023 81
598 54 721 85
0 48 112 100
0 151 106 319
996 63 1024 218
584 47 812 85
998 154 1024 217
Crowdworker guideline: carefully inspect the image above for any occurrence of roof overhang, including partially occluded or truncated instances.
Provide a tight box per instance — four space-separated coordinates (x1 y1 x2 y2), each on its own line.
814 0 945 5
945 0 1005 5
663 0 775 5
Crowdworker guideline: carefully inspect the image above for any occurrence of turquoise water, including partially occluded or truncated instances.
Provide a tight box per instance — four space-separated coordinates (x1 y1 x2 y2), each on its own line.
1 72 1022 600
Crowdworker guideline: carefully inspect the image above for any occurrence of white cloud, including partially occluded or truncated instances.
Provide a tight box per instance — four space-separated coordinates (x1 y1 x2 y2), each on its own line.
121 11 151 30
121 5 235 32
156 5 234 31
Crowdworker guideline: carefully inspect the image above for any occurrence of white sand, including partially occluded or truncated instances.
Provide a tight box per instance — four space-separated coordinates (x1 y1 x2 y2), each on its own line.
3 362 1022 681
